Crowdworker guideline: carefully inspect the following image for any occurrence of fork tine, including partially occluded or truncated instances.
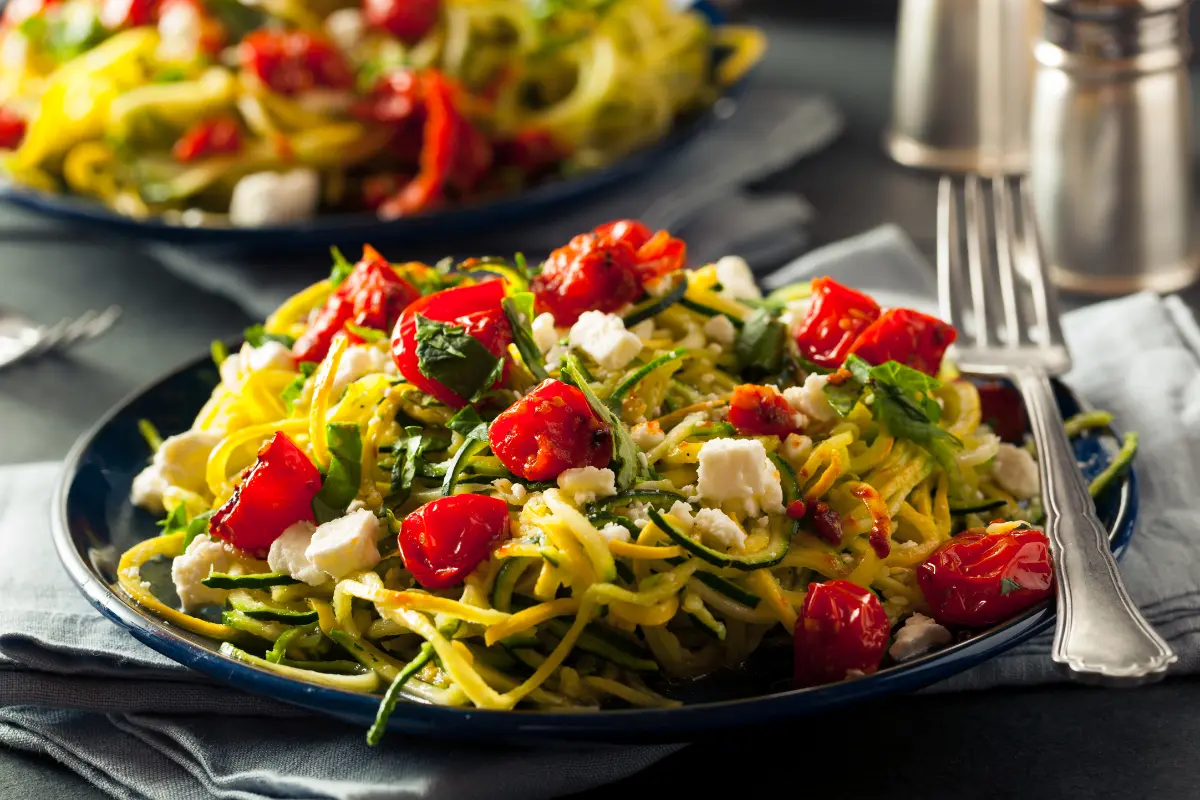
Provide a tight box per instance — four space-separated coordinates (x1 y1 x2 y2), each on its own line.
992 176 1023 347
1017 178 1067 347
28 319 68 356
963 174 993 346
60 309 99 346
936 177 967 335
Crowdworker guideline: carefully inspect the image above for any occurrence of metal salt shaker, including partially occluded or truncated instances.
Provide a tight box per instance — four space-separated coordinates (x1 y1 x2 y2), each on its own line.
1030 0 1200 294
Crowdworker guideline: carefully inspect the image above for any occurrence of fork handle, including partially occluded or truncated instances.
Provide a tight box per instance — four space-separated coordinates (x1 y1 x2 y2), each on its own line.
1013 367 1176 686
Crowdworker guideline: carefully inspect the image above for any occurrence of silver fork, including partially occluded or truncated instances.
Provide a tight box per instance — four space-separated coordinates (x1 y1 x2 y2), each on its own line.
0 305 122 370
938 174 1175 686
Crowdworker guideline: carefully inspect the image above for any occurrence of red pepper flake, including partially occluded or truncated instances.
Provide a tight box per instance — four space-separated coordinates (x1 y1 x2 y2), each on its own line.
810 501 843 546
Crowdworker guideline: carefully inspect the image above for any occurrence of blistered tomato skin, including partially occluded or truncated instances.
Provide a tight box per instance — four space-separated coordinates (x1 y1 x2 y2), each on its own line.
390 280 512 408
727 384 801 437
172 117 243 163
0 108 27 150
208 432 322 556
531 233 643 326
917 528 1054 627
489 379 613 480
240 30 353 95
363 0 439 44
849 308 958 376
793 579 890 687
398 494 511 589
794 277 882 369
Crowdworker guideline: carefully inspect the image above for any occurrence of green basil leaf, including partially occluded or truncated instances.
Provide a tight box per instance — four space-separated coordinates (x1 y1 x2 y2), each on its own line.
183 511 214 551
244 324 296 349
159 504 188 536
560 353 641 490
329 246 355 287
388 426 424 506
446 405 487 438
734 308 787 379
282 362 317 411
501 293 548 382
999 577 1023 596
441 407 490 497
345 323 387 344
312 423 363 524
413 315 504 403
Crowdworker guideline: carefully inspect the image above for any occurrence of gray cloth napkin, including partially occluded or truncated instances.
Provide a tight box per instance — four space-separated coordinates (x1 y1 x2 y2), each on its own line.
7 225 1200 799
148 84 843 320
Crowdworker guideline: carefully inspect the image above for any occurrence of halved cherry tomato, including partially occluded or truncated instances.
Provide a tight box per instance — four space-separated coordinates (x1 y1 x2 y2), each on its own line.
100 0 155 29
489 379 613 480
632 230 687 283
849 308 957 376
390 280 512 407
398 494 511 589
240 30 352 95
172 116 242 163
793 277 881 369
531 232 642 325
0 108 26 150
976 380 1027 444
594 219 652 252
293 245 420 364
794 579 890 687
493 128 564 180
917 525 1054 627
363 0 439 44
208 432 321 556
727 384 801 437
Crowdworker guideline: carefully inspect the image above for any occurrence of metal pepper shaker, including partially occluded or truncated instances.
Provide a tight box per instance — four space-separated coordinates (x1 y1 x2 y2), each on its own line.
1029 0 1200 294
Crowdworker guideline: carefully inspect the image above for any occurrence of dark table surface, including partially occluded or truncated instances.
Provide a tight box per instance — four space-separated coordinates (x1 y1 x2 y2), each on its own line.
4 6 1200 800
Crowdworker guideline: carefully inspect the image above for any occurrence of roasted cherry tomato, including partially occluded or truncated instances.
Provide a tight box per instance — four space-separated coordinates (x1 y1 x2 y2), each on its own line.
849 308 957 376
399 494 511 589
531 232 642 325
793 277 881 369
594 219 652 252
727 384 801 437
492 128 564 180
172 116 242 163
391 280 512 407
0 108 26 150
209 432 321 556
917 525 1054 627
489 379 613 481
363 0 439 43
794 579 890 687
292 245 420 364
240 30 352 95
632 229 687 283
975 380 1028 444
99 0 155 29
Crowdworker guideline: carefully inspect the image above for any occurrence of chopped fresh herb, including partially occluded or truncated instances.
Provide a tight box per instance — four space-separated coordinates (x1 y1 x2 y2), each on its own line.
999 577 1023 596
312 423 363 523
138 419 163 453
206 0 267 40
442 406 490 496
501 292 548 382
210 340 228 367
413 315 505 403
734 308 787 379
329 246 355 287
244 324 296 349
182 510 214 550
158 504 188 536
45 6 108 64
560 353 644 490
346 323 387 344
152 65 189 83
282 362 317 411
388 427 424 506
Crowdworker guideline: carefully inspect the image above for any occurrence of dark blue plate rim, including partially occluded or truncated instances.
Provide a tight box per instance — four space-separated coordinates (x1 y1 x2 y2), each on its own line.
1 1 755 247
51 354 1137 743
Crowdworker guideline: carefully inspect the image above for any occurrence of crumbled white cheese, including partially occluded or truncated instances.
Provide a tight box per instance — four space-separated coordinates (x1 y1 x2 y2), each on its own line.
544 343 568 370
628 319 657 341
702 314 737 345
331 345 390 396
780 433 814 468
630 421 665 450
156 0 202 62
693 508 747 551
220 341 294 388
992 444 1040 499
557 467 617 505
170 534 242 611
779 299 812 333
696 438 784 515
667 500 695 531
305 509 382 579
267 522 327 586
715 256 762 301
531 312 559 354
625 501 651 529
492 479 530 505
325 7 365 53
597 522 632 543
888 613 952 661
130 429 222 514
568 311 643 371
229 170 320 227
783 373 838 423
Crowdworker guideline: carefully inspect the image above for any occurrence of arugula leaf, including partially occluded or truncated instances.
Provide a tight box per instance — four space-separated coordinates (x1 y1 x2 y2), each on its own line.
442 406 490 496
312 423 363 524
560 353 643 490
345 323 387 344
734 308 787 379
329 246 355 287
1000 577 1023 596
501 293 548 382
282 362 317 411
414 315 505 403
244 324 296 349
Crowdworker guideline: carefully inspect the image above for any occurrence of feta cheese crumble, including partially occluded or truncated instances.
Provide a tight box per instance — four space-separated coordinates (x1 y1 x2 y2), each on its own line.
331 345 391 397
667 500 695 530
696 437 784 515
780 433 814 468
220 341 294 388
267 522 326 586
531 312 559 354
714 256 762 301
170 534 242 611
630 420 665 450
597 522 632 543
702 314 737 345
693 508 747 550
888 613 952 661
783 373 838 423
130 429 222 514
992 443 1040 499
305 509 382 579
557 467 617 505
229 169 320 227
568 311 643 371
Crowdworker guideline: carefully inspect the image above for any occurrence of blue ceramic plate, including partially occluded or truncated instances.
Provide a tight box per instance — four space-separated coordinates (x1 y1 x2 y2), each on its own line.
52 354 1138 743
0 3 756 248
